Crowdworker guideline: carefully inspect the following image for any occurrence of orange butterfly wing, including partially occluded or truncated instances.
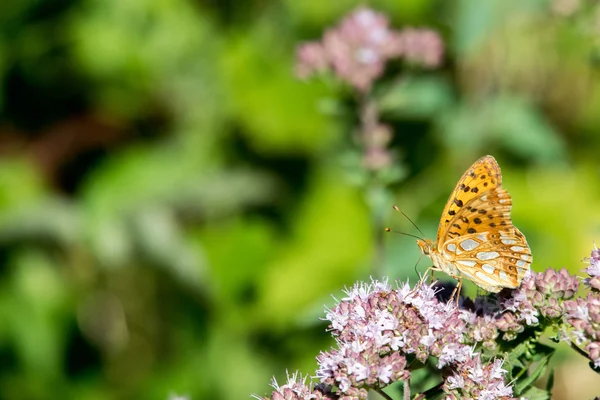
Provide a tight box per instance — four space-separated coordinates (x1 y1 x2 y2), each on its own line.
430 156 532 292
436 155 502 244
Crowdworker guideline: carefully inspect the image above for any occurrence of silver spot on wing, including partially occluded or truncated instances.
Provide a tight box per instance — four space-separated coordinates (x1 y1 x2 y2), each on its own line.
481 264 495 274
460 239 479 251
475 271 500 285
457 260 477 267
477 251 500 260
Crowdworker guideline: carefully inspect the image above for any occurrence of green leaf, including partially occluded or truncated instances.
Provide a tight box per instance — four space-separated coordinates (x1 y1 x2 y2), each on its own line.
506 341 528 366
377 76 453 118
490 97 567 163
506 357 525 371
220 26 333 154
439 96 567 164
520 386 552 400
0 198 79 249
132 206 207 290
546 369 555 392
532 342 555 360
514 346 555 395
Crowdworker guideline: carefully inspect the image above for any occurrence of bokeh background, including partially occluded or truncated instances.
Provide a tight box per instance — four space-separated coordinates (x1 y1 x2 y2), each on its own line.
1 0 600 399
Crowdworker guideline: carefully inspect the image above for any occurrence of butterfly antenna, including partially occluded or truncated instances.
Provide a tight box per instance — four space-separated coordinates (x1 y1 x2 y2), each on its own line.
385 228 423 241
393 205 426 237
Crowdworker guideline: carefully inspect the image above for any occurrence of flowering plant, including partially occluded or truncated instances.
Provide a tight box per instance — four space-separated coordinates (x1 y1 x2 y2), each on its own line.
254 247 600 399
296 6 444 182
295 7 447 281
259 6 600 399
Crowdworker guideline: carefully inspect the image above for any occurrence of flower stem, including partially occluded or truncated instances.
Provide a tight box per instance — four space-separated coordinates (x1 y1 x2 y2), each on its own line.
358 94 389 276
570 341 590 360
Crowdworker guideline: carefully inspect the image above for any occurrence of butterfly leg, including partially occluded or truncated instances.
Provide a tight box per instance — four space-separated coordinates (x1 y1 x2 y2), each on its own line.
407 266 440 299
449 276 463 306
417 267 431 286
417 266 442 287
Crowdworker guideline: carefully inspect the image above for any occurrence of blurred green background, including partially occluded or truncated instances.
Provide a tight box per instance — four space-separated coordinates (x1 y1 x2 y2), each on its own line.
0 0 600 399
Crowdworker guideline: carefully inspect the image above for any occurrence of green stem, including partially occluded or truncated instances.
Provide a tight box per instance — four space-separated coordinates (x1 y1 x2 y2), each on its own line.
358 94 389 277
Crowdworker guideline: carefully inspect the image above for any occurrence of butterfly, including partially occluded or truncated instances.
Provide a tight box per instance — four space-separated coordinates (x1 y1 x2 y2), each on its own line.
416 155 532 294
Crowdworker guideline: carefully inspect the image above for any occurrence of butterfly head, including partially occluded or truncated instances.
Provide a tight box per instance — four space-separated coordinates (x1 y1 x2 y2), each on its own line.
416 239 435 256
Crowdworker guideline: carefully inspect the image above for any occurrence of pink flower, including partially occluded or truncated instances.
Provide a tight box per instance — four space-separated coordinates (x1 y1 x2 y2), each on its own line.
295 7 444 91
398 27 444 68
584 245 600 290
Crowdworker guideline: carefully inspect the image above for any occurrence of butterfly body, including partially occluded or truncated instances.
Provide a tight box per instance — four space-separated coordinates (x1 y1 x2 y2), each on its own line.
418 156 532 293
417 238 460 278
